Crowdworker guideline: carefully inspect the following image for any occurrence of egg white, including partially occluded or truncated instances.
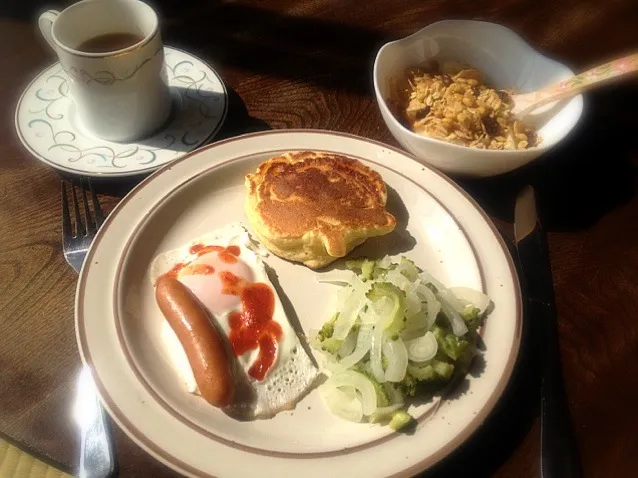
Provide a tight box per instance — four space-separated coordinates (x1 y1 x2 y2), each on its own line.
150 222 319 418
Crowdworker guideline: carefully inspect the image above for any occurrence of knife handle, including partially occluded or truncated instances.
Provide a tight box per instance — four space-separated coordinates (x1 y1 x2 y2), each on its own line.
520 228 584 478
532 297 584 478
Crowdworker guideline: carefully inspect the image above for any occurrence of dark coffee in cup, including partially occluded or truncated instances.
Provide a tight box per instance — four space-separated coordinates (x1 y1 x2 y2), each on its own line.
77 32 144 53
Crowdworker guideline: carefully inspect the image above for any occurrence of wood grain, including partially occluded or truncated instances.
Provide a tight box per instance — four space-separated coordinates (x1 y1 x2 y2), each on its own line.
1 0 637 477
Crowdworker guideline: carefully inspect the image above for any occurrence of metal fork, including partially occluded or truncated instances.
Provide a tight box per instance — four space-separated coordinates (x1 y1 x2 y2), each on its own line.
61 178 105 273
61 178 116 478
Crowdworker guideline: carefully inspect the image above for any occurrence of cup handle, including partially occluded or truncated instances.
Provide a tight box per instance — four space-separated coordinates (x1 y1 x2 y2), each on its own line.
38 10 60 51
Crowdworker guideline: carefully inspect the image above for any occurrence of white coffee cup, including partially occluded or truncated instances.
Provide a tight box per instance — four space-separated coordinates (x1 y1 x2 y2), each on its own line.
39 0 172 142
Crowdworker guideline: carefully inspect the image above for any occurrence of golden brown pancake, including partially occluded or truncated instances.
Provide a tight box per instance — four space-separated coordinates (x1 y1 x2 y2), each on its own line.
245 151 396 268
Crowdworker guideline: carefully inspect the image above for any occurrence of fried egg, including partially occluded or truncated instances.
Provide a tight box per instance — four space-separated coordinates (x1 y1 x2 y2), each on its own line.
150 223 319 419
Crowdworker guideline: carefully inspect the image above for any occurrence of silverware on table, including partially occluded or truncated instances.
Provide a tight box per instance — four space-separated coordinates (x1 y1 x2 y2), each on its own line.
62 178 116 478
62 178 105 273
514 185 583 478
73 366 117 478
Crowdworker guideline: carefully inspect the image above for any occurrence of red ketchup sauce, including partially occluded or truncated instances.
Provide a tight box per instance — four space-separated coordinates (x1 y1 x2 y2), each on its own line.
159 243 279 381
190 244 240 264
161 244 240 279
220 271 281 381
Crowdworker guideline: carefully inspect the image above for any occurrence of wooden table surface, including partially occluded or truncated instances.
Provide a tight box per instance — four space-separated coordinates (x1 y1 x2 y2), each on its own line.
1 0 637 476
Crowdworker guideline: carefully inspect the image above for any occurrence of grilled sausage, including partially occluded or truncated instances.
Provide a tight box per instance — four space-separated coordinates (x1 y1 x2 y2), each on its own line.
155 276 234 407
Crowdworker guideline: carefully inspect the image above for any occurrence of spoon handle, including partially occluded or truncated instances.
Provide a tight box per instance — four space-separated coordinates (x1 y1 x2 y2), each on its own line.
514 52 638 116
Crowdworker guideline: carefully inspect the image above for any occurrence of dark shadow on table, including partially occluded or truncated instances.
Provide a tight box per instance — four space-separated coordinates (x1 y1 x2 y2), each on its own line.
419 239 542 478
455 82 638 233
0 0 75 21
3 0 393 98
136 83 272 151
215 83 272 140
56 83 270 198
156 1 395 96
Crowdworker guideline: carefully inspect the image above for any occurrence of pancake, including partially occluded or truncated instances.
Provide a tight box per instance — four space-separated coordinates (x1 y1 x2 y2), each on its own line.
245 151 396 268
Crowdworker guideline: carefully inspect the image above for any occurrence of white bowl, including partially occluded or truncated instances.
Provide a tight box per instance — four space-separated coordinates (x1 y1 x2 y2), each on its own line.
373 20 583 177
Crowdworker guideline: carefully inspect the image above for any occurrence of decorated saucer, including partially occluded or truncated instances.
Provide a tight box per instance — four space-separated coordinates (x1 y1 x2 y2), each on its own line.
15 46 228 177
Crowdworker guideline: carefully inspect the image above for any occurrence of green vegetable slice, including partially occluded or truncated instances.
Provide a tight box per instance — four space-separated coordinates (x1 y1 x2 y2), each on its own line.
317 313 338 341
389 410 414 431
319 336 343 354
406 359 455 381
432 325 470 361
398 257 419 281
461 304 482 332
367 282 406 339
345 258 376 281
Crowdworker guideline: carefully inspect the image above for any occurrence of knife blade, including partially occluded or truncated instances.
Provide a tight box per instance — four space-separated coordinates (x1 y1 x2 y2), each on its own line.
514 185 583 478
73 365 116 478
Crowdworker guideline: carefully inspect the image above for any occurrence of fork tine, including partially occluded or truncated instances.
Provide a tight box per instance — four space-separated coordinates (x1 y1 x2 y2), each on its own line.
79 177 92 235
70 180 84 237
61 181 72 241
87 178 105 230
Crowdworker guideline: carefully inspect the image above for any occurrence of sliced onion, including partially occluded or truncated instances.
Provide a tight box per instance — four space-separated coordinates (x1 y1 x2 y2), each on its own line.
440 298 469 336
323 358 347 374
377 255 392 269
419 285 441 330
309 329 322 349
334 279 369 340
404 283 422 317
397 258 419 281
338 385 358 400
439 289 466 314
322 386 363 422
324 371 377 415
339 330 357 358
370 323 386 382
384 269 411 291
418 271 468 336
449 286 491 314
419 271 466 312
384 383 404 405
332 286 353 316
405 331 438 362
339 326 373 369
352 274 366 289
358 301 378 326
383 337 409 382
333 287 358 339
418 270 445 293
414 283 431 299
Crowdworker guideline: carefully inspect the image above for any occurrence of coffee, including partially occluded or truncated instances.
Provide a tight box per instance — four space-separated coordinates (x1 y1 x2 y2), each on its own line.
77 32 144 53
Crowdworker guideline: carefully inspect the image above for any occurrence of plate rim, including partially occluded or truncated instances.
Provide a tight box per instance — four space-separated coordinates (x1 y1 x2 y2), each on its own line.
14 46 228 178
75 129 522 477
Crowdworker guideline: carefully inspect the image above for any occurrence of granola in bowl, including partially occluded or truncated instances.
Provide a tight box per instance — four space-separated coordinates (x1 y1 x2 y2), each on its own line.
387 61 540 150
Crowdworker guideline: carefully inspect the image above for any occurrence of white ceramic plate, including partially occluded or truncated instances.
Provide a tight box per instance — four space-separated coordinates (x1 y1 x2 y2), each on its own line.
15 46 227 177
76 130 522 478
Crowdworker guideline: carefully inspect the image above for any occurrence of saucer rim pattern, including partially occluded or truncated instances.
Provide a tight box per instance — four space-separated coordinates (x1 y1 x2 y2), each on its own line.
14 46 228 178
